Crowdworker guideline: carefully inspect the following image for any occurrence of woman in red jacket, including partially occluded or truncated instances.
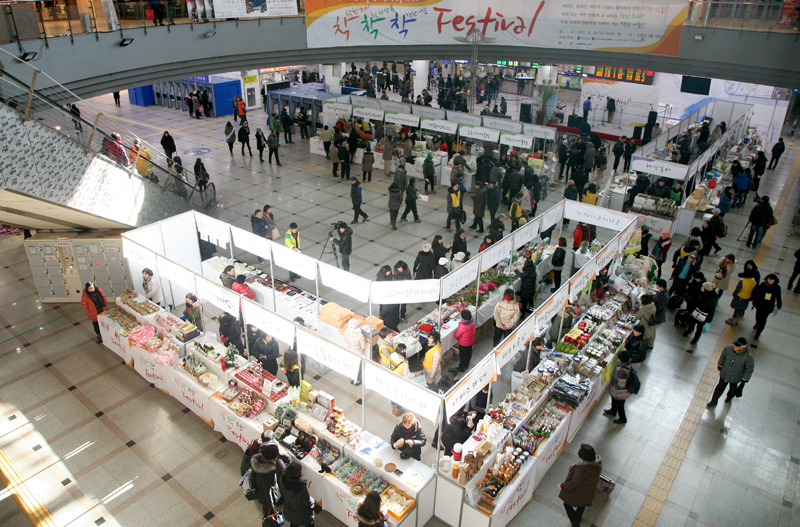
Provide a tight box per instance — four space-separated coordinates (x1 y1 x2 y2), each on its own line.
454 310 476 372
81 281 107 344
232 275 256 300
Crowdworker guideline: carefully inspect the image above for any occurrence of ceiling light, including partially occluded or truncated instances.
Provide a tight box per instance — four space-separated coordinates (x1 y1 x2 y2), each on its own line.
120 38 134 47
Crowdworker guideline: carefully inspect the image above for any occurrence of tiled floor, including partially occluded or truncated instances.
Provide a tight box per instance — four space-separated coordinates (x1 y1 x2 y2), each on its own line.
1 92 800 527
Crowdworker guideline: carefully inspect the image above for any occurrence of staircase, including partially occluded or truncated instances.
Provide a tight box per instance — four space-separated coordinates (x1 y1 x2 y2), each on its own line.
0 48 217 230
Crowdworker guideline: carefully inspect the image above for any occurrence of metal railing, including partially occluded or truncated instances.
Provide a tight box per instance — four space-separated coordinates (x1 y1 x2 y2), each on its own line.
686 0 799 33
0 47 217 211
0 0 305 46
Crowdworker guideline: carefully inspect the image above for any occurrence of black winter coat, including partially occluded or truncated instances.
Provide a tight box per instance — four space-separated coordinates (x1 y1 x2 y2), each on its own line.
471 187 487 217
219 318 244 354
487 186 501 211
564 185 579 201
751 282 782 312
452 236 469 259
390 422 426 460
413 250 435 279
625 332 648 363
333 227 353 255
279 474 315 525
441 416 472 454
515 263 538 298
251 453 286 510
248 329 281 375
749 202 774 227
693 290 719 323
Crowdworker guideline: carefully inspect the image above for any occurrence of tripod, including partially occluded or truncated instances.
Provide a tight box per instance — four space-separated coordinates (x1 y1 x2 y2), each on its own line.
736 221 751 243
320 230 340 268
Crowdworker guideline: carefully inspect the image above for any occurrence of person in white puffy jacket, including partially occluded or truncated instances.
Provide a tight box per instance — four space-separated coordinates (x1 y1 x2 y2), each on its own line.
343 318 367 386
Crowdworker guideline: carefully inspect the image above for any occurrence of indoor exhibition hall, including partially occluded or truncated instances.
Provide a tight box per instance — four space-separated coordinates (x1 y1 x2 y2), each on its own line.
1 2 800 527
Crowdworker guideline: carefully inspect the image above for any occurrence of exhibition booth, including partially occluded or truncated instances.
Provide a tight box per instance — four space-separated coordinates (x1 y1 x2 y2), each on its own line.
112 201 643 527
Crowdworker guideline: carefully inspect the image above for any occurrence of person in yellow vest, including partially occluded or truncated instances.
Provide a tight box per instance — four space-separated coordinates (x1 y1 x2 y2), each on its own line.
422 331 443 391
726 268 757 326
285 222 301 281
446 183 463 232
582 183 598 205
376 327 394 367
509 192 523 231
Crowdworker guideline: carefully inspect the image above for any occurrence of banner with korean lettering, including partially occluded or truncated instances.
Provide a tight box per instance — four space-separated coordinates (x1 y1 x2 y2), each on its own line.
495 314 536 374
569 259 597 302
482 116 522 134
364 362 442 422
541 201 564 232
305 1 689 57
522 122 557 141
156 255 195 294
446 110 482 127
441 256 480 299
412 106 447 120
385 112 420 128
371 279 441 304
353 106 385 122
595 237 619 272
563 201 635 232
379 100 412 114
458 125 500 143
480 236 513 272
296 327 361 380
619 221 638 254
270 242 318 280
242 298 296 346
445 353 497 418
196 275 241 315
513 217 540 250
420 118 459 135
631 156 689 180
215 0 298 18
231 226 272 262
194 212 230 248
500 133 533 150
318 261 371 303
535 284 568 333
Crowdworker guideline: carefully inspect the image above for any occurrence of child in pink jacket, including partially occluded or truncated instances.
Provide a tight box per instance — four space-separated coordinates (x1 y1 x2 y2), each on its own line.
454 310 476 372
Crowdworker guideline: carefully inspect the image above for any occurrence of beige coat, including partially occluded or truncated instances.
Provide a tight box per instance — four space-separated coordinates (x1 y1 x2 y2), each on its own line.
494 298 520 330
637 302 657 345
712 257 736 292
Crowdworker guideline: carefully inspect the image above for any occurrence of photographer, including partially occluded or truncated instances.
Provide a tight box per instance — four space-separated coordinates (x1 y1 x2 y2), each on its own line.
329 221 353 271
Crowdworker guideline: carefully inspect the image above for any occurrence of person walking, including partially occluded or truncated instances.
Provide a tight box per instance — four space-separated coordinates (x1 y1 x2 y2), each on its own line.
612 137 625 173
683 282 718 346
487 181 501 225
284 223 302 282
320 125 333 159
493 288 520 346
350 178 369 223
711 254 736 298
707 337 754 407
237 98 247 125
751 274 782 339
469 181 487 232
281 109 294 143
445 182 463 232
747 195 774 249
423 154 437 194
362 146 375 182
113 91 121 107
339 145 351 180
651 230 672 279
623 138 635 173
604 350 633 424
400 179 420 223
329 142 340 177
224 122 236 155
381 136 394 177
267 129 282 166
251 209 268 262
557 443 602 527
388 183 402 230
726 268 757 325
81 281 107 344
787 248 800 294
768 137 785 169
160 131 176 161
732 168 751 208
238 122 253 156
751 150 767 199
278 463 317 527
255 128 267 162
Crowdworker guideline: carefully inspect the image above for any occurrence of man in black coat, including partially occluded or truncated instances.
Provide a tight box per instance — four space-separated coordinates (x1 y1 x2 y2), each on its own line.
747 195 774 249
612 137 625 173
329 222 353 271
557 140 569 180
563 180 579 226
514 259 538 314
470 181 488 232
487 181 501 224
623 138 636 172
769 137 785 169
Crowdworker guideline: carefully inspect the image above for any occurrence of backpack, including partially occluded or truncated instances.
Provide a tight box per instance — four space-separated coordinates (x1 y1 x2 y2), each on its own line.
239 468 259 501
626 368 641 395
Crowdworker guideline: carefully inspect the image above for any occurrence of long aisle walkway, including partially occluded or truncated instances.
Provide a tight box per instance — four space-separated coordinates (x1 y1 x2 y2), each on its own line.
0 93 798 527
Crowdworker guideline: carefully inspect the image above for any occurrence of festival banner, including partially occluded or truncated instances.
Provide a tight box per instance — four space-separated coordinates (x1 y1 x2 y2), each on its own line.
305 1 689 57
214 0 298 18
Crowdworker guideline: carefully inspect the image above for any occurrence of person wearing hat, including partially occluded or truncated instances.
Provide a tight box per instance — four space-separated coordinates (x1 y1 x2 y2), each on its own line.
350 178 369 223
329 221 354 271
413 243 436 280
557 443 602 527
707 337 754 407
604 350 633 424
751 274 782 339
434 257 450 279
683 282 719 347
450 252 466 271
670 251 699 299
251 442 288 516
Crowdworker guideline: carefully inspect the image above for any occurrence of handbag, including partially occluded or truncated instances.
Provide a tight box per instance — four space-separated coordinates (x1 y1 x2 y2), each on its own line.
270 226 280 240
714 268 726 280
691 308 708 322
263 511 284 527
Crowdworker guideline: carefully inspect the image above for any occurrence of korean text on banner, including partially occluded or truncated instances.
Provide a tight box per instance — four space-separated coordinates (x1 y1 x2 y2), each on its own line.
385 112 420 128
483 117 522 134
458 125 500 143
296 328 360 380
631 156 689 180
445 353 497 418
241 299 295 346
306 1 688 57
420 118 459 135
412 106 447 120
569 259 597 302
364 363 441 422
195 213 230 248
535 284 568 333
270 242 317 280
318 261 371 303
596 237 619 272
196 275 241 314
513 217 541 250
323 101 352 120
371 279 441 305
481 236 513 272
563 201 634 232
495 315 536 373
231 227 272 262
441 256 480 299
353 106 385 122
522 123 557 141
122 237 156 271
619 222 638 254
541 202 564 232
156 255 195 293
500 133 533 150
350 96 382 109
446 110 482 127
380 100 411 114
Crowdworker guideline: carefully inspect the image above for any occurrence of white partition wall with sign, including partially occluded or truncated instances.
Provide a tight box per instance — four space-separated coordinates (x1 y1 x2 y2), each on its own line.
119 202 638 527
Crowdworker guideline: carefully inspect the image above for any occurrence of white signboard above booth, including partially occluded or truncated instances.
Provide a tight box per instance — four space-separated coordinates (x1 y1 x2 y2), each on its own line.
458 125 500 143
364 362 441 422
420 118 459 135
480 236 513 272
563 201 635 232
242 299 296 346
231 227 272 262
318 261 371 303
380 100 412 114
631 156 689 180
296 328 361 380
412 106 446 120
522 123 557 141
441 256 480 299
385 112 420 128
371 279 440 304
270 242 317 280
196 275 240 314
156 255 195 294
349 96 382 109
482 117 522 134
322 101 352 120
195 213 230 248
500 132 533 150
353 106 385 122
446 110 482 127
